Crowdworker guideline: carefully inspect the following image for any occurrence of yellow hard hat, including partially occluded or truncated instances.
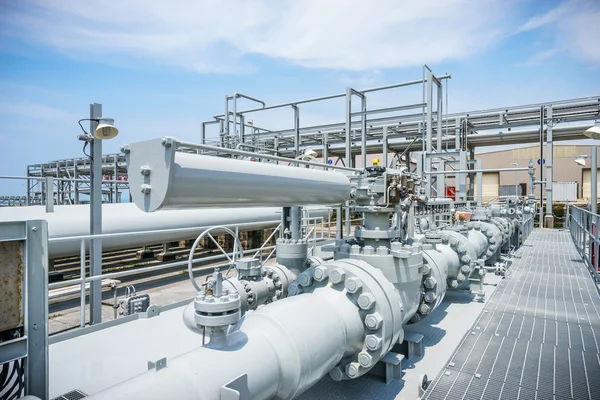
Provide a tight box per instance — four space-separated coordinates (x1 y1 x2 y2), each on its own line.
372 158 380 166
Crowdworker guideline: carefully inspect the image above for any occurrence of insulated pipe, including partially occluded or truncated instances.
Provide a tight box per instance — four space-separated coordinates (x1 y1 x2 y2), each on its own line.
126 138 351 211
88 274 368 400
0 204 331 258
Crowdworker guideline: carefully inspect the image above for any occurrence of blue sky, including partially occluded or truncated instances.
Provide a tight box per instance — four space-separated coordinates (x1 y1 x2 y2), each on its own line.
1 0 599 195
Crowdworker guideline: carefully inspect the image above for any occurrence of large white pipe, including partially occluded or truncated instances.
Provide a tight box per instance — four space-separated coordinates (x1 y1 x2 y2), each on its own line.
86 282 366 400
126 138 351 211
0 204 331 258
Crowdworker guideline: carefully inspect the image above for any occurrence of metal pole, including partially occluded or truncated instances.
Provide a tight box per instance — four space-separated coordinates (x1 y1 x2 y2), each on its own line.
345 88 352 168
539 105 544 227
592 147 597 215
89 102 103 325
294 105 300 156
233 95 238 144
224 96 229 147
425 72 433 197
323 132 329 165
80 239 86 328
45 176 54 213
476 160 483 206
382 126 388 168
361 96 367 168
511 163 519 196
113 155 119 203
546 105 553 223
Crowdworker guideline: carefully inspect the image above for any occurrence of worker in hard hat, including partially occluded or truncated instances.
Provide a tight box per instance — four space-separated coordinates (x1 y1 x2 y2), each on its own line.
372 158 381 166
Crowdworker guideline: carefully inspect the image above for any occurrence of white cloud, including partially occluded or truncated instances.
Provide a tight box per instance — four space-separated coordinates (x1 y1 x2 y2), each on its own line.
0 101 78 122
516 0 600 63
0 0 516 73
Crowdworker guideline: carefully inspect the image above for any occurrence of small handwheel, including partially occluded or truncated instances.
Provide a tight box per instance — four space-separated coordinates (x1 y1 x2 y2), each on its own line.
188 226 244 291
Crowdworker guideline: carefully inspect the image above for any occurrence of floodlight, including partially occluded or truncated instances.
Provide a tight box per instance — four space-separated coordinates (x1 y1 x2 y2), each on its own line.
584 125 600 140
93 119 119 140
574 157 586 166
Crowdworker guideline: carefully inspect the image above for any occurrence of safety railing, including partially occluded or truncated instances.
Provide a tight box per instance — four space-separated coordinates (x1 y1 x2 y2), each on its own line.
48 220 281 329
570 205 600 285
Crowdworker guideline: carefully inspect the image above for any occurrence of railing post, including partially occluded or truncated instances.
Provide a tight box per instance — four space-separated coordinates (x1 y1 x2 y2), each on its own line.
80 238 86 328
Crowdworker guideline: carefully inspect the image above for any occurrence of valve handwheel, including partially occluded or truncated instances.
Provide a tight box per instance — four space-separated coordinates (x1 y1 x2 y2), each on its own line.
187 226 244 292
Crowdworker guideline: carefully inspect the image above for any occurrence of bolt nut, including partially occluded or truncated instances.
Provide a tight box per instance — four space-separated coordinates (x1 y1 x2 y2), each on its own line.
424 277 437 289
450 238 459 247
457 273 466 283
460 264 471 274
346 362 361 378
441 234 449 243
358 351 374 368
274 281 282 289
461 255 471 264
297 273 313 287
421 264 431 275
140 184 152 194
345 277 363 294
288 284 301 296
448 279 459 289
424 292 437 303
329 366 345 381
419 303 431 315
313 266 329 282
357 292 376 310
330 268 346 284
140 165 151 176
365 312 383 330
488 237 496 244
457 244 467 254
365 335 383 352
485 231 493 238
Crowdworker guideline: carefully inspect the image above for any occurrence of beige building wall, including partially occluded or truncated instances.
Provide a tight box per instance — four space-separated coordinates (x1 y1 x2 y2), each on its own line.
477 145 599 200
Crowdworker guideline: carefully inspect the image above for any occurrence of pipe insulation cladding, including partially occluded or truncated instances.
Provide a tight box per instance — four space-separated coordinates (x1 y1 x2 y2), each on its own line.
125 138 351 211
0 204 331 258
86 260 396 400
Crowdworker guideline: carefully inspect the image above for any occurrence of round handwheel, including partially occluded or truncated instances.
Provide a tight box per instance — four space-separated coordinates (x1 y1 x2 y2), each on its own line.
187 226 244 292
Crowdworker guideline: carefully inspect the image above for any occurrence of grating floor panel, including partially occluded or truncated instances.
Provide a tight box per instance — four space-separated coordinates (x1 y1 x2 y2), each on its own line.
423 229 600 400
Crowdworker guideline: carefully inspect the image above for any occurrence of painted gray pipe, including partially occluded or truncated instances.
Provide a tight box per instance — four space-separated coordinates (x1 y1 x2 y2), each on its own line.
126 138 351 212
0 204 331 258
87 264 372 400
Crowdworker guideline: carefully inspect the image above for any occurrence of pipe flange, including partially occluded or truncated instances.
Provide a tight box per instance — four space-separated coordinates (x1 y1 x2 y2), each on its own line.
292 259 404 381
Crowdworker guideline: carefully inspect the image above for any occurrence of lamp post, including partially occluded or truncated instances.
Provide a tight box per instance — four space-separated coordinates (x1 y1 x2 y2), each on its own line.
77 104 119 325
511 162 519 196
583 124 600 215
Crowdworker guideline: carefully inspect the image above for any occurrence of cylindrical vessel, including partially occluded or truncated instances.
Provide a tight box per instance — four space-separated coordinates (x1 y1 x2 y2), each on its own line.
126 138 351 211
0 204 330 258
88 283 365 400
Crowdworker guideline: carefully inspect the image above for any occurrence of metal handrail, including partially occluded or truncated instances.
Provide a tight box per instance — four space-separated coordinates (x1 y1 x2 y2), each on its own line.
569 205 600 286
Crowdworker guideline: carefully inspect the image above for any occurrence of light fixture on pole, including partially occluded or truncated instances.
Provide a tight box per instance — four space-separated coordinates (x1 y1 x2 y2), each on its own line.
77 118 119 142
581 122 600 215
583 124 600 140
511 162 519 196
574 155 588 167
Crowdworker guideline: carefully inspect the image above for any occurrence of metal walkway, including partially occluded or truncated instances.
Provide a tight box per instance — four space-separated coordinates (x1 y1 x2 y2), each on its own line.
423 229 600 400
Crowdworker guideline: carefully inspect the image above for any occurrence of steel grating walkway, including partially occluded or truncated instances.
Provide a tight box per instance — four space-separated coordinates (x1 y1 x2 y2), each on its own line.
423 229 600 400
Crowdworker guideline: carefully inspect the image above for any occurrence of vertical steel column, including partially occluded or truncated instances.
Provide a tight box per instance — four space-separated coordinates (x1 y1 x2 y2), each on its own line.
89 102 103 325
361 96 367 168
233 95 238 144
113 155 119 203
293 105 300 156
469 149 475 200
336 206 343 239
345 87 352 168
26 220 49 400
240 115 245 144
592 147 597 215
436 76 443 155
224 96 229 147
457 151 467 201
382 126 388 168
44 176 54 212
274 136 279 165
425 72 433 197
201 123 206 145
539 105 544 227
323 132 329 165
476 159 483 206
74 160 79 204
436 160 445 197
26 166 31 206
545 106 553 219
455 118 461 150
